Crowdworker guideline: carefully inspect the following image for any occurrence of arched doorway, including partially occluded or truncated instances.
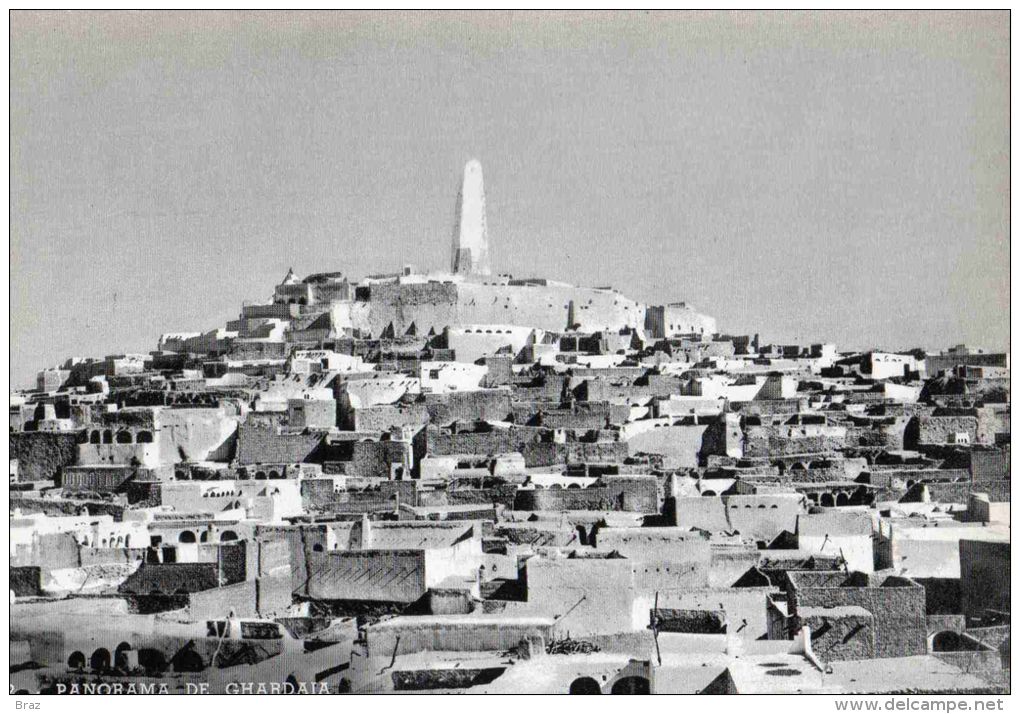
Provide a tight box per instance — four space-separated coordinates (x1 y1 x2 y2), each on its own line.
114 642 133 669
836 492 850 506
820 493 835 507
220 530 238 542
90 648 111 672
137 648 167 675
569 676 602 694
67 651 86 670
171 646 205 673
931 631 962 652
178 530 197 543
611 676 650 694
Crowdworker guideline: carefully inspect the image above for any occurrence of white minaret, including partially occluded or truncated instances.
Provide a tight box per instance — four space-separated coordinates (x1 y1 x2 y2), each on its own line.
451 159 491 276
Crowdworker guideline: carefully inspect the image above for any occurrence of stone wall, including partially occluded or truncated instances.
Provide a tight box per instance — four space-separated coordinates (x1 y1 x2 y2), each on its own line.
483 355 513 387
351 403 429 432
559 441 629 466
970 447 1010 481
626 424 708 468
674 495 803 540
512 374 568 402
743 425 846 458
915 415 981 446
422 427 517 457
424 390 512 425
652 587 775 643
457 282 643 334
61 466 136 494
305 550 426 603
844 421 907 450
10 431 80 482
11 566 42 596
903 480 1010 504
188 580 258 619
256 575 294 616
349 440 411 479
960 540 1010 618
10 532 81 569
511 401 614 429
514 476 657 513
350 282 459 338
524 557 635 635
235 423 325 465
788 574 927 659
10 496 125 520
369 617 553 658
120 563 220 595
653 608 726 633
795 606 875 662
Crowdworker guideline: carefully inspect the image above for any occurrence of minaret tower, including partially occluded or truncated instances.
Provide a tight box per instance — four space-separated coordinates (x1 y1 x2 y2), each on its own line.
450 159 491 276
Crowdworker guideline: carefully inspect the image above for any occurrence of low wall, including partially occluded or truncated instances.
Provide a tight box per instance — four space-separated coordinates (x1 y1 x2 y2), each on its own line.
189 580 258 619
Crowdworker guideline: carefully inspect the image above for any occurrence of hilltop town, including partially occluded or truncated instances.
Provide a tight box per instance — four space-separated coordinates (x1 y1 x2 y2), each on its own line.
10 161 1010 694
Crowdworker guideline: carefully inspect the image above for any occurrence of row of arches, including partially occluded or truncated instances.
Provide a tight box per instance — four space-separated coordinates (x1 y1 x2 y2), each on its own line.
460 327 516 335
804 490 875 507
84 429 154 445
203 489 243 498
251 470 287 480
78 534 133 548
68 643 205 675
177 529 238 544
68 643 159 674
777 460 831 474
569 676 650 694
185 470 289 482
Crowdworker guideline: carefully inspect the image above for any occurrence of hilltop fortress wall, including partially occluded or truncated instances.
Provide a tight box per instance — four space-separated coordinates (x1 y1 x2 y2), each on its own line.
345 282 460 337
457 282 644 333
331 280 646 340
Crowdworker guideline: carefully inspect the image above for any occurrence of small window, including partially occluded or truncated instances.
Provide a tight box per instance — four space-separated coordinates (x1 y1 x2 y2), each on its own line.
206 621 230 637
240 622 282 640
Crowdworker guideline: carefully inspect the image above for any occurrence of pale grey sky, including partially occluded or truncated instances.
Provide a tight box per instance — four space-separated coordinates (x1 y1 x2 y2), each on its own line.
10 11 1009 386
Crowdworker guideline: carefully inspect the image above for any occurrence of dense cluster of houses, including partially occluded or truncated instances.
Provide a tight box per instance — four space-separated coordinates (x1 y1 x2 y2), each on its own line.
10 163 1009 694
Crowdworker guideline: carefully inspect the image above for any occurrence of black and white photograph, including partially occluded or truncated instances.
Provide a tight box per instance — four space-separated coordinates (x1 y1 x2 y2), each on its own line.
7 9 1012 700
